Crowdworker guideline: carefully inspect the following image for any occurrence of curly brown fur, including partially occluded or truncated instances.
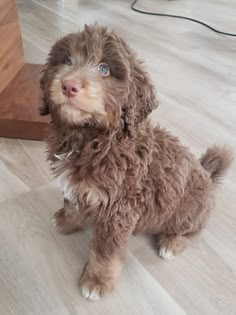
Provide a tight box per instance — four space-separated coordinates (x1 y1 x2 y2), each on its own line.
40 24 233 301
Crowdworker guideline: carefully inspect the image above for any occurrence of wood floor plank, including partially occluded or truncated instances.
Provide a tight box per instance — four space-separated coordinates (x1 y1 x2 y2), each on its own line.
0 185 186 315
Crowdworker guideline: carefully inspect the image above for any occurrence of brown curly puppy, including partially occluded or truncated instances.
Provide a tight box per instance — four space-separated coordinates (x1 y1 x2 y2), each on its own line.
40 24 233 301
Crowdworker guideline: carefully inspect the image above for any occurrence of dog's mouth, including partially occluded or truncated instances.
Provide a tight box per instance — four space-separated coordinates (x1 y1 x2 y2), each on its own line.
59 98 90 117
67 101 93 117
64 97 81 109
60 93 107 118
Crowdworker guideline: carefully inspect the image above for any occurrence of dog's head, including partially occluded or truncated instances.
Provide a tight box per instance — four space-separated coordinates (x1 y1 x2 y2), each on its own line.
40 24 158 132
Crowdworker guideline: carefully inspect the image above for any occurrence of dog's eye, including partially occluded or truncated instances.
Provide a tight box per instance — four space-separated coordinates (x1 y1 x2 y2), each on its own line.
64 57 72 65
98 63 110 76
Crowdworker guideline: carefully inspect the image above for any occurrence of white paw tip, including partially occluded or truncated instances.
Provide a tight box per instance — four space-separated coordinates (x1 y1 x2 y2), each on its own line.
51 217 57 227
89 290 101 301
81 286 90 299
159 247 174 261
81 286 100 301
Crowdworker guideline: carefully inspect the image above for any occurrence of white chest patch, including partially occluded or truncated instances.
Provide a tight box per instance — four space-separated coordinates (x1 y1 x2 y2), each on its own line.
56 169 78 205
54 161 109 208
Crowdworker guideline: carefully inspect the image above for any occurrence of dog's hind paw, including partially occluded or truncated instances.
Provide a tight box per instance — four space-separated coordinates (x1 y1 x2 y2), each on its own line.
159 247 175 261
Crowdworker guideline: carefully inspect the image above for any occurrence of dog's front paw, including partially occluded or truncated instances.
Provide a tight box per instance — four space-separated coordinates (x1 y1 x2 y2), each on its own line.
52 208 80 234
79 265 113 301
80 281 106 302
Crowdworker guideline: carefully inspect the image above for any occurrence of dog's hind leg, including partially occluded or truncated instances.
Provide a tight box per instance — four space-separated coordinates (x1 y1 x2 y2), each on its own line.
154 233 189 261
154 174 215 260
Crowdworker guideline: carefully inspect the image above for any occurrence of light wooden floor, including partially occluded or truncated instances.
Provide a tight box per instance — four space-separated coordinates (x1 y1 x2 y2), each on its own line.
1 0 236 314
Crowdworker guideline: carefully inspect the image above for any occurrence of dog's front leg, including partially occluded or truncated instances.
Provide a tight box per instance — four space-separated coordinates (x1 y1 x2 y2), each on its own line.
79 213 138 301
52 199 84 234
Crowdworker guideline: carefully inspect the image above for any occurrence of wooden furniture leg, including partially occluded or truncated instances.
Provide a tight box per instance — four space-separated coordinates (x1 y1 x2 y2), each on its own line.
0 0 49 140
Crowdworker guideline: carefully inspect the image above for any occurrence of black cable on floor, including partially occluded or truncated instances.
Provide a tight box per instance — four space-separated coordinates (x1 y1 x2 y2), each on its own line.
131 0 236 37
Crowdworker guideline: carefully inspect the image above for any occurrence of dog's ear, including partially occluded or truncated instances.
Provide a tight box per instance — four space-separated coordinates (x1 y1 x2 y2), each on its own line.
133 61 158 123
123 61 158 133
39 98 50 116
39 66 50 116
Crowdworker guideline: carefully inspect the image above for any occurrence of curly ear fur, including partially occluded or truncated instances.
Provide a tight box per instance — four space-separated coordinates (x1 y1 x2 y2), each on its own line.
39 67 50 116
122 60 158 134
133 61 158 123
116 37 158 133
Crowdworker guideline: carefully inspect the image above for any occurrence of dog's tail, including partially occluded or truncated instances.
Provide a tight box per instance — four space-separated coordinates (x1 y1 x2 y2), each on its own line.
200 146 233 184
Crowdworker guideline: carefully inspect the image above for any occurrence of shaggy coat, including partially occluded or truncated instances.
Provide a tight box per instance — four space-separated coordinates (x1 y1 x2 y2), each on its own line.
40 24 233 301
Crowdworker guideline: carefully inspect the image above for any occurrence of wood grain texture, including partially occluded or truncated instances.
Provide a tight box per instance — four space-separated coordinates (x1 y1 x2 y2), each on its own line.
0 0 24 93
0 0 49 140
0 64 49 140
0 0 235 314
